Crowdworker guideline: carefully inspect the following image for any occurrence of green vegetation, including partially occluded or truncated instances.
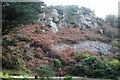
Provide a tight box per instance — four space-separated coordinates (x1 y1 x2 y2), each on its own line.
74 51 92 62
2 2 45 35
34 65 54 77
66 54 120 79
80 7 92 14
105 14 118 28
14 34 31 43
64 75 72 80
110 39 120 53
111 39 119 47
102 27 118 39
53 59 62 68
2 57 20 70
1 69 29 78
54 5 81 25
66 5 79 24
2 38 17 48
2 2 120 79
0 72 10 78
115 53 120 61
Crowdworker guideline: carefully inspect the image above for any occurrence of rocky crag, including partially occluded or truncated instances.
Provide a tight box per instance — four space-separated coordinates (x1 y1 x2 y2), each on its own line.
38 6 106 32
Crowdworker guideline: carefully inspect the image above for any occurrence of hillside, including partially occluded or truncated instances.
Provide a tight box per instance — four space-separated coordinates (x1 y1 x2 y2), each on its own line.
1 2 120 79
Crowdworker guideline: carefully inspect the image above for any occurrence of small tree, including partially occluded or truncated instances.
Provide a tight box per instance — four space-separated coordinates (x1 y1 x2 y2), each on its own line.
105 14 118 28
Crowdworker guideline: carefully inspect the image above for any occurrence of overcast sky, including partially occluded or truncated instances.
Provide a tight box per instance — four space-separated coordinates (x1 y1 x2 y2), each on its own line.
43 0 119 19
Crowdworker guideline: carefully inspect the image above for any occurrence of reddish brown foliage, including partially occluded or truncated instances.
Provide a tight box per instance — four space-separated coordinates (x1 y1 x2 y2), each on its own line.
10 46 17 51
2 24 110 69
57 68 67 76
2 53 12 59
16 42 26 46
60 53 71 63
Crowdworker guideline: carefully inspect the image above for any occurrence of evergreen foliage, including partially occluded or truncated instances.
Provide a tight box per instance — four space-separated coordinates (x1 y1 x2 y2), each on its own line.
2 2 45 35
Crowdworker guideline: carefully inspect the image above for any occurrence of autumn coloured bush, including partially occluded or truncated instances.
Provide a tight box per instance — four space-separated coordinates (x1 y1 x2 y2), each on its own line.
1 1 120 79
60 53 71 63
2 24 120 79
56 68 67 76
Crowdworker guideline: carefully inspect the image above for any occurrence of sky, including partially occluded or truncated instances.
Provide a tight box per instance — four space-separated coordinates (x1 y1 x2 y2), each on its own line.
43 0 119 19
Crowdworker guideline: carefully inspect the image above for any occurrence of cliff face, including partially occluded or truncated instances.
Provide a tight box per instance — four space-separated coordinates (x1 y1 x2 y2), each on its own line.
73 9 105 29
37 6 106 32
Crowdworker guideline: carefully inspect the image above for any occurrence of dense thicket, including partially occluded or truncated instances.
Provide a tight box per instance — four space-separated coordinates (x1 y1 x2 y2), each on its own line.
2 2 45 35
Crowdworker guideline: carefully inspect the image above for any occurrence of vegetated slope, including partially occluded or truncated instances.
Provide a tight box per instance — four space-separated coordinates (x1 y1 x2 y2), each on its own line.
2 3 120 79
2 24 120 79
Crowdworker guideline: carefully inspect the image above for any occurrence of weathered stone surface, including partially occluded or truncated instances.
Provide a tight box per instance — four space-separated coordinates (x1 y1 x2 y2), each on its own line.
38 6 106 32
74 41 112 55
49 21 58 32
99 29 103 34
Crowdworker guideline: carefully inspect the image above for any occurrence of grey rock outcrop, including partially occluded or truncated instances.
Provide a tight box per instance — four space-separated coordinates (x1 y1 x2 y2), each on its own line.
74 41 112 55
49 19 58 32
99 29 103 35
75 9 105 29
38 6 106 32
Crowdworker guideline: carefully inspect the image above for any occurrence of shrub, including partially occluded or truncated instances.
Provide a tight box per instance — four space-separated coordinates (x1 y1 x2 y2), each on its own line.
53 59 62 68
14 34 31 42
74 51 97 62
115 53 120 61
102 27 118 38
72 56 97 76
80 7 92 14
112 46 119 53
71 55 120 79
105 15 118 28
2 38 16 48
108 59 120 79
2 57 20 70
111 39 119 47
34 29 43 33
34 65 54 77
0 72 10 78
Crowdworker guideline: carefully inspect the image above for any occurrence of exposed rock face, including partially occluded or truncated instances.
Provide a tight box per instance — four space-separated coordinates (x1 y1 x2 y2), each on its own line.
54 41 112 55
49 20 58 32
74 41 111 55
99 29 103 34
45 8 59 32
38 6 106 32
75 9 105 29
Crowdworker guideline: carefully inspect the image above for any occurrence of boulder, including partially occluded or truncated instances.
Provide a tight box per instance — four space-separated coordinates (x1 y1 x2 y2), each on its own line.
49 21 58 32
99 29 103 35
